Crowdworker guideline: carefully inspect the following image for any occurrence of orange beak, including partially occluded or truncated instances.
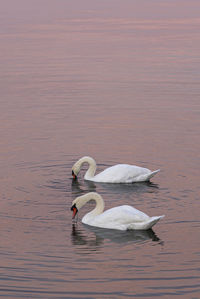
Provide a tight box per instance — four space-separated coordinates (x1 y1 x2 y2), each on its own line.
71 204 78 219
72 170 77 180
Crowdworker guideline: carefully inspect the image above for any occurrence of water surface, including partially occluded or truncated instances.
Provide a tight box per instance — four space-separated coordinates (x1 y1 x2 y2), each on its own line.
0 0 200 298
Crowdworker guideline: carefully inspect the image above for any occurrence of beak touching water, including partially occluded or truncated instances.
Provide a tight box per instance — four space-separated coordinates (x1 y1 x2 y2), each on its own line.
71 204 78 219
72 170 77 180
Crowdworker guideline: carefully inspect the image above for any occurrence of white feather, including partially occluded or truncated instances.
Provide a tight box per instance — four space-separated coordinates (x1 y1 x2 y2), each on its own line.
72 156 160 183
71 192 164 231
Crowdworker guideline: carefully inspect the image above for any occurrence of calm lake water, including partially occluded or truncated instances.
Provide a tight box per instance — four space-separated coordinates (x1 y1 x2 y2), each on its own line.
0 0 200 298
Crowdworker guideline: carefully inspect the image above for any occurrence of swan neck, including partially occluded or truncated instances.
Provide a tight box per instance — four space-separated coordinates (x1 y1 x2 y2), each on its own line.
81 156 96 179
84 193 105 216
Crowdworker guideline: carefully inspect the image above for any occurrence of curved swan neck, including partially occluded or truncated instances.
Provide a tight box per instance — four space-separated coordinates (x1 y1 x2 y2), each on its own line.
76 192 105 216
79 156 97 179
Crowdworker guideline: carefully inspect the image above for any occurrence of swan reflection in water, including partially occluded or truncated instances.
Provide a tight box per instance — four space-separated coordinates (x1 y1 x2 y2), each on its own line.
71 224 103 249
71 178 159 197
71 223 162 249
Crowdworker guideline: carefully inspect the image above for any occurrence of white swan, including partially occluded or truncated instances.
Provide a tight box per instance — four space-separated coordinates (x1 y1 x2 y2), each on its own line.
71 192 164 230
72 156 160 183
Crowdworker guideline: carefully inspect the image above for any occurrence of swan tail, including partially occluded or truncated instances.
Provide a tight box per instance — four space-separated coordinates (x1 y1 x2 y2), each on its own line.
144 215 165 229
127 215 165 230
145 169 160 181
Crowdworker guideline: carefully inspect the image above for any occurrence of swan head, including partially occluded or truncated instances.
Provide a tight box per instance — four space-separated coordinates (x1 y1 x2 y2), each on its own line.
71 156 96 180
70 192 104 219
71 195 86 214
71 203 78 219
71 160 82 179
70 195 85 219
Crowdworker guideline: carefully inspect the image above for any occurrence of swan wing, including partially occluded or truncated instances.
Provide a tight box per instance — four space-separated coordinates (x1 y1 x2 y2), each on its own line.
82 205 150 230
91 164 153 183
127 215 165 230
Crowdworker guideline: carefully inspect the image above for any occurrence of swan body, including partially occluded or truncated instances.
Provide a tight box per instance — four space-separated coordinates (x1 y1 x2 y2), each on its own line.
72 156 160 183
71 192 164 231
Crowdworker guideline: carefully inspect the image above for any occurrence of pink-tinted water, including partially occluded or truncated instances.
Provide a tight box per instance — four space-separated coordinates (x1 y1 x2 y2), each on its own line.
0 0 200 298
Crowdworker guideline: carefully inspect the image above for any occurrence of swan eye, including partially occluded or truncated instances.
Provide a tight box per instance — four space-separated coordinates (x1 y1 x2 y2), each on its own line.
71 204 78 219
